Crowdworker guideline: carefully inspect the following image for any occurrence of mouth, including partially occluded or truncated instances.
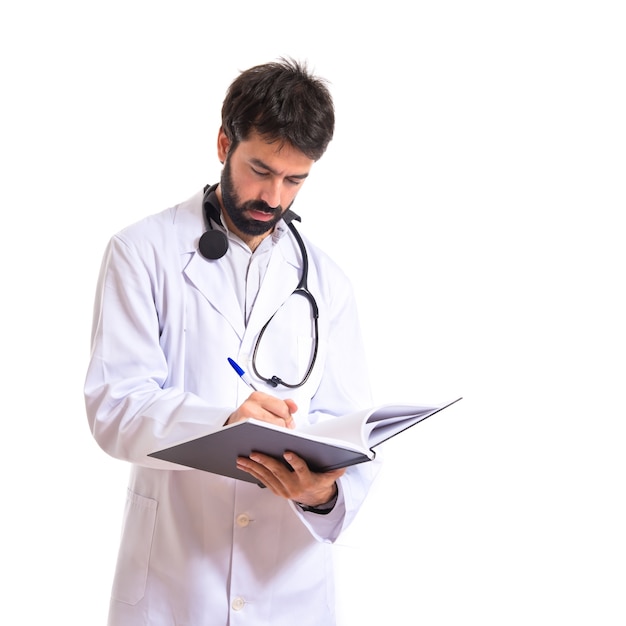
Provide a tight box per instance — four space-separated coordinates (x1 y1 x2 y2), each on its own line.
247 208 276 222
245 202 280 222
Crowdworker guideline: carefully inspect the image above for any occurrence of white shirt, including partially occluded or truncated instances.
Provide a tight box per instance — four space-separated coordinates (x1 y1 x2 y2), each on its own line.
218 216 289 325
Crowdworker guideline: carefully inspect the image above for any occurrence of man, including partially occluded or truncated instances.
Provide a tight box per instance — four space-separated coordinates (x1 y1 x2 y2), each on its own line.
85 58 379 626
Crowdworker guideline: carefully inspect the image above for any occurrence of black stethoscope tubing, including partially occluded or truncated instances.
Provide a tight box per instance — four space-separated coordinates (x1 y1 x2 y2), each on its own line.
200 184 320 389
251 218 319 389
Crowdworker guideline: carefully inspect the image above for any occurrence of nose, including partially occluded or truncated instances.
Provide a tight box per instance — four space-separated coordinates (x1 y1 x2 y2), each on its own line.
260 178 282 209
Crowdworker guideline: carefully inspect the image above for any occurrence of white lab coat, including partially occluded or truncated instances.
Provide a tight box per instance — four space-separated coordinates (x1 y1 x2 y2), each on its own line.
85 189 379 626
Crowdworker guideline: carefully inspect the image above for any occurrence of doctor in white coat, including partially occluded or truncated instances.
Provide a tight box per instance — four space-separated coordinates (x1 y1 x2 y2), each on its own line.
85 59 379 626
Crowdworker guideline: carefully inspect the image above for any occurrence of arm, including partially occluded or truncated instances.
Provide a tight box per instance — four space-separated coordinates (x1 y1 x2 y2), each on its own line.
86 231 303 466
84 234 231 465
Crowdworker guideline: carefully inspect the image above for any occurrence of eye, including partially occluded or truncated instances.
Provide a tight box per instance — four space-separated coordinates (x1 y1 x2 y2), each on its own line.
251 167 270 178
286 177 303 187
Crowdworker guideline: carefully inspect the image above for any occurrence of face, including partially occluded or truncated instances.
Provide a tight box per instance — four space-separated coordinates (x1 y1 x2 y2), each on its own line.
216 129 314 248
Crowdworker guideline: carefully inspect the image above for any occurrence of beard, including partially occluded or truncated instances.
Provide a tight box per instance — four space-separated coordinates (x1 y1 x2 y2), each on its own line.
220 157 286 237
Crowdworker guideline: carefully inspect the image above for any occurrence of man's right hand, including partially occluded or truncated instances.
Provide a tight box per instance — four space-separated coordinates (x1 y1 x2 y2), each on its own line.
225 392 297 429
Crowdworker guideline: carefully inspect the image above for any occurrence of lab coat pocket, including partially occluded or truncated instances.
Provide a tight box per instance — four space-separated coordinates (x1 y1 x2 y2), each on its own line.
111 490 158 605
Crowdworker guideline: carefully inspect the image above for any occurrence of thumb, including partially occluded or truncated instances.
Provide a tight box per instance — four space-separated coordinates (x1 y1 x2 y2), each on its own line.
283 399 298 428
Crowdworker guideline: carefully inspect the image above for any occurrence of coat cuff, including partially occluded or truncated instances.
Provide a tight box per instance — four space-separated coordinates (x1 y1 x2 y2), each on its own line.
294 487 339 515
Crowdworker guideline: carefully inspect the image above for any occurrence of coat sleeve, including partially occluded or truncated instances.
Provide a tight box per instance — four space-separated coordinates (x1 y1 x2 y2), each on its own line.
84 233 231 466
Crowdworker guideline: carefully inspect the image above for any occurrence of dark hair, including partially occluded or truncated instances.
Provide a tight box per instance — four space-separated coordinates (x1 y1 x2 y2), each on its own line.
221 58 335 161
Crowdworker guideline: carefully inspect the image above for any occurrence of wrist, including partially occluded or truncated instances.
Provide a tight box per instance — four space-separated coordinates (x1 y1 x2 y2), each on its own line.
295 483 338 514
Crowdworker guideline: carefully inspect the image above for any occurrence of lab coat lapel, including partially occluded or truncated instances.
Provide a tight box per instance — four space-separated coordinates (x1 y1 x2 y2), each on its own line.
182 241 299 342
245 239 301 340
184 251 246 340
173 189 245 339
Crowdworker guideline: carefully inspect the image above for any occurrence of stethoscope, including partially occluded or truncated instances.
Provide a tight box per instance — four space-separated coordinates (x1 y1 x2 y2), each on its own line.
199 184 319 389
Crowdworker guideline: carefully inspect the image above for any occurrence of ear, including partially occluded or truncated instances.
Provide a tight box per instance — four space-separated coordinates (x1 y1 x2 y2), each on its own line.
217 127 231 164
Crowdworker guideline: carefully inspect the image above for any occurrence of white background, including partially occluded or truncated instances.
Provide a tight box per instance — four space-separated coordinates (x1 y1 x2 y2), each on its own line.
1 1 624 624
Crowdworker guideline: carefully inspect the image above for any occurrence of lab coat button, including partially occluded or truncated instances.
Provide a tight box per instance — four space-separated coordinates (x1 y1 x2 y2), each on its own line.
232 596 245 611
236 513 250 527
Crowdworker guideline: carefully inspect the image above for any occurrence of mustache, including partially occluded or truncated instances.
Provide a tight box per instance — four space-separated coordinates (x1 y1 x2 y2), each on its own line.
244 200 282 214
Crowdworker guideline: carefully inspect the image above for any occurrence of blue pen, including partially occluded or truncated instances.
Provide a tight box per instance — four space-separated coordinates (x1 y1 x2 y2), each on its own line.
227 357 258 391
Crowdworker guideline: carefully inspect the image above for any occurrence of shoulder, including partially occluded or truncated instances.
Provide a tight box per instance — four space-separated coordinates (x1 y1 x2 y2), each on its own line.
297 232 356 307
112 189 205 255
302 234 349 281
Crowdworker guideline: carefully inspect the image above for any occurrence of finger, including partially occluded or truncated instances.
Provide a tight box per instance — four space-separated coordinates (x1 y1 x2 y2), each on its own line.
282 451 309 475
284 453 345 483
251 392 295 425
237 454 291 497
283 452 345 503
258 395 296 429
283 399 298 428
228 392 295 428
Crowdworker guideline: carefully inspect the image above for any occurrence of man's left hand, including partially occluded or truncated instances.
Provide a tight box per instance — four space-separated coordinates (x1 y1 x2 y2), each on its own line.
236 451 344 507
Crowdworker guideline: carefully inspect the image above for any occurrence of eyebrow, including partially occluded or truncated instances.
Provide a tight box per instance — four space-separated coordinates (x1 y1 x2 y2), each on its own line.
250 158 310 180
